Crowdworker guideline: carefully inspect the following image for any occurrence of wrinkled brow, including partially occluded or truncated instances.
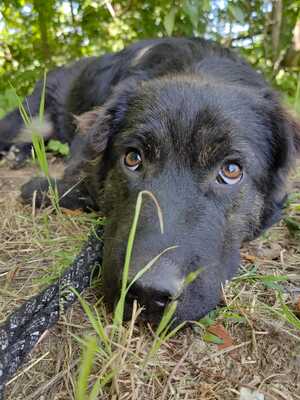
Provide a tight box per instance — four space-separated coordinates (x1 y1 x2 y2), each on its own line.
112 128 161 160
164 107 247 168
113 101 252 169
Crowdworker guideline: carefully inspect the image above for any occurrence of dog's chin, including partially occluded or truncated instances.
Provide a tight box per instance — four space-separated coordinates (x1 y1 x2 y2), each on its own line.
121 301 217 327
102 287 171 325
101 280 225 327
101 253 239 326
123 301 164 325
104 291 219 327
102 290 166 325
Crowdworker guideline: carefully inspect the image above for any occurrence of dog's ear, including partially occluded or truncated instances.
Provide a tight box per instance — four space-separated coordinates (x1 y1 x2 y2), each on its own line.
261 90 300 158
255 102 300 238
73 107 113 158
65 79 141 204
74 78 141 155
74 107 103 136
283 108 300 155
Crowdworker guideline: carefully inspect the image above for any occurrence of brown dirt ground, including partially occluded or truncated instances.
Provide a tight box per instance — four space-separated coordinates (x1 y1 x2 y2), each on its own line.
0 159 299 400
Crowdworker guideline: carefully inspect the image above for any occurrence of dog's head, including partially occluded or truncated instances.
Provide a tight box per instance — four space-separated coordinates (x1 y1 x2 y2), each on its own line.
78 75 300 324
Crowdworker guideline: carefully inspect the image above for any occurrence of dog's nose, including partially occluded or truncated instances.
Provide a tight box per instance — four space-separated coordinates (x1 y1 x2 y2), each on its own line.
124 258 184 319
127 282 172 311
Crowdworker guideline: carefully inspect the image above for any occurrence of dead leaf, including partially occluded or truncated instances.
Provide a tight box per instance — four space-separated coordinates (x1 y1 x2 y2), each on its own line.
207 323 234 350
295 296 300 315
61 208 84 216
242 254 256 263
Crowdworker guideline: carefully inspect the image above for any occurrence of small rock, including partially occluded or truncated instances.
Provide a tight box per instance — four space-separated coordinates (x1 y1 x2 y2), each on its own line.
240 387 264 400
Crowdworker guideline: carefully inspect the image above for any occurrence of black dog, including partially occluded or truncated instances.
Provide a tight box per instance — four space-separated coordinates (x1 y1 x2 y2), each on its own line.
1 37 299 324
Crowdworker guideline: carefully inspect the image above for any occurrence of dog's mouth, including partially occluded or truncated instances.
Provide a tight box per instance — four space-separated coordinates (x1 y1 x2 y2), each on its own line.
102 218 242 324
104 272 183 325
103 250 241 325
123 284 176 323
108 277 177 324
123 297 168 324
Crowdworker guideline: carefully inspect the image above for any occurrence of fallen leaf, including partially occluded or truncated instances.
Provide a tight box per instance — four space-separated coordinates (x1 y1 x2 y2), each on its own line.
207 323 234 350
242 254 256 263
61 208 84 216
296 296 300 315
202 332 224 345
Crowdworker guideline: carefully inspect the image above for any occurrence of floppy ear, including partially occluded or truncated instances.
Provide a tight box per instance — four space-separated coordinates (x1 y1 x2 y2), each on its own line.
255 104 300 237
72 107 112 157
64 79 141 206
74 107 103 136
284 108 300 155
74 78 141 153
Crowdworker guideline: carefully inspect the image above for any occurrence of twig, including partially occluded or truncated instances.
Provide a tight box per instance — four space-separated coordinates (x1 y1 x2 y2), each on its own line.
161 342 193 400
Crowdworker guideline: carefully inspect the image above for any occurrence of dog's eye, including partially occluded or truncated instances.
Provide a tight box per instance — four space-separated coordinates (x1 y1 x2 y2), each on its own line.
124 150 142 171
217 162 243 184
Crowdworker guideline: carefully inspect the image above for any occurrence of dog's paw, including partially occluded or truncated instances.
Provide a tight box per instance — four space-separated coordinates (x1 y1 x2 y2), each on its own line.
6 144 32 169
20 177 50 206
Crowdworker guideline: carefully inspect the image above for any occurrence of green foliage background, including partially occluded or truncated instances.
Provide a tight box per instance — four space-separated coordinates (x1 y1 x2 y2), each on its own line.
0 0 300 113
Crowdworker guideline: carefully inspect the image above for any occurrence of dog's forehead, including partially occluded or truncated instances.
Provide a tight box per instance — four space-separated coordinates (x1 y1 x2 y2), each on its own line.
121 78 268 165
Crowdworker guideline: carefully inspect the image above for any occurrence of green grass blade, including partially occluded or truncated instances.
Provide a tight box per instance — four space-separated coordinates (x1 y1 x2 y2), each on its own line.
270 293 300 330
125 245 178 293
9 82 31 126
39 70 47 122
75 336 98 400
113 190 164 329
155 300 178 337
163 321 186 341
144 303 185 366
89 371 114 400
71 288 111 355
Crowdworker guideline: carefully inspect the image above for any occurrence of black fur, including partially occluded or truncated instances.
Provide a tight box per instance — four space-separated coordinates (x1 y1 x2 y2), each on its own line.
1 37 299 324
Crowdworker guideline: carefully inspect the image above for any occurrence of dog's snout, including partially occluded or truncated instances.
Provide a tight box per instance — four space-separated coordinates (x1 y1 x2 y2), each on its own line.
127 282 172 310
124 257 184 320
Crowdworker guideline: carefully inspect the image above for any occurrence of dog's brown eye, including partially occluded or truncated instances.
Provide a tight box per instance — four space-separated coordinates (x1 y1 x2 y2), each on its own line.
217 162 243 184
124 150 142 171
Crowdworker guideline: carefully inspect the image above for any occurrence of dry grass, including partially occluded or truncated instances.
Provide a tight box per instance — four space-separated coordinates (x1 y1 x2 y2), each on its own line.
0 160 299 400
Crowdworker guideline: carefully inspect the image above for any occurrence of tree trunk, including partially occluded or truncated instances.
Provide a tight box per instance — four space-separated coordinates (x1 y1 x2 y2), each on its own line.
69 0 75 25
294 20 300 51
271 0 283 61
33 0 52 65
273 19 300 73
